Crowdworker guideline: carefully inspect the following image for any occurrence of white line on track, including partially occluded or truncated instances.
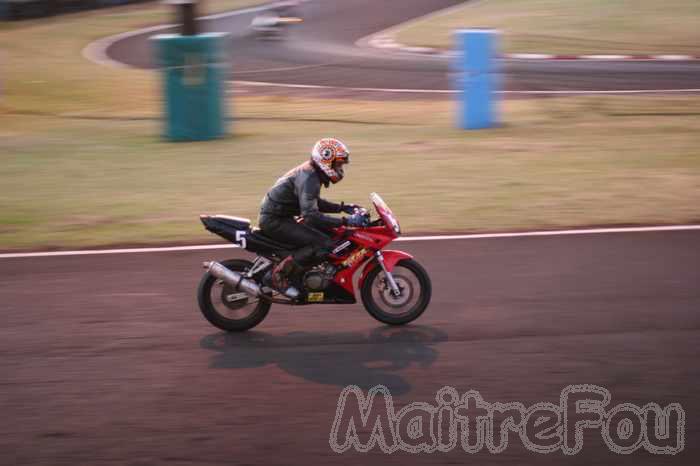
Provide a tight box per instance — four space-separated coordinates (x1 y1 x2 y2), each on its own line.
579 55 630 60
503 88 700 95
232 79 457 93
507 53 554 60
2 225 699 259
231 80 700 95
654 54 695 61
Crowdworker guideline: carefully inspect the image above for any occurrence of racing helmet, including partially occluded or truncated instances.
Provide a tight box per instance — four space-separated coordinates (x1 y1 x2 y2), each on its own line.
310 138 350 184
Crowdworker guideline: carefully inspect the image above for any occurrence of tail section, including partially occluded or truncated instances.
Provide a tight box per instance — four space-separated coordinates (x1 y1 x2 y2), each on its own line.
200 215 251 247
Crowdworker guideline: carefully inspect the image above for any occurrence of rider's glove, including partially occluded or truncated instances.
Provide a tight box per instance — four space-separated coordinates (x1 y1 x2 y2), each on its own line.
345 212 369 227
340 202 361 214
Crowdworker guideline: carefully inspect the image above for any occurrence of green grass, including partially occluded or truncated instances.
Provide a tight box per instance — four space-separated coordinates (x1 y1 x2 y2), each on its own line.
0 0 267 116
0 1 699 250
394 0 700 55
2 96 699 250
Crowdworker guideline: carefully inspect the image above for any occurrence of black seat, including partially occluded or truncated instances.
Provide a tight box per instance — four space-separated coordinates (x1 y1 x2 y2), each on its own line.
248 228 297 250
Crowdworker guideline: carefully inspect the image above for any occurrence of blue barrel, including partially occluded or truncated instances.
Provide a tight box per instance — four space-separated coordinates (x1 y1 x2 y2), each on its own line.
454 29 501 129
152 33 229 141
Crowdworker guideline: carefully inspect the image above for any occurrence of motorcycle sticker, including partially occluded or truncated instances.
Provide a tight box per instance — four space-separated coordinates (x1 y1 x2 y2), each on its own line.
342 248 368 268
332 240 352 255
307 292 324 303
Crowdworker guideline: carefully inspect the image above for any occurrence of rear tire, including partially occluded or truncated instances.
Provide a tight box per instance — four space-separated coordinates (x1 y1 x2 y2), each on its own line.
361 258 431 325
197 259 271 332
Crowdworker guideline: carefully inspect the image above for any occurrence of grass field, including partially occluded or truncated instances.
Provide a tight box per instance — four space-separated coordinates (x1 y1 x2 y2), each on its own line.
394 0 700 55
1 1 699 250
0 0 266 116
2 96 700 249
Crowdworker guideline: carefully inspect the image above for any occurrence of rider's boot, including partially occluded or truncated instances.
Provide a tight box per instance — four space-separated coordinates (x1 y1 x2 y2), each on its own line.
271 255 301 298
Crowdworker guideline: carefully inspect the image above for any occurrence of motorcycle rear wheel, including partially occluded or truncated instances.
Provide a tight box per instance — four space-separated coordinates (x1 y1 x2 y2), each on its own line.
197 259 271 332
361 258 431 325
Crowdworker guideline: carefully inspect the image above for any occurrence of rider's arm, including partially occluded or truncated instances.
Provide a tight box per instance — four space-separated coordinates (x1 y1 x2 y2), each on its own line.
318 198 342 213
296 174 345 229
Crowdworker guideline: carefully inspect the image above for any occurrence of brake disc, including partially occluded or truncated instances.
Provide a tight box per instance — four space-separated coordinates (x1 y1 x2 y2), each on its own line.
379 275 413 308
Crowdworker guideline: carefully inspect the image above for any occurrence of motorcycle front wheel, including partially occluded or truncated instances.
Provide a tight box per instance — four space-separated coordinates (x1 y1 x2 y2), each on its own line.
361 258 432 325
197 259 271 332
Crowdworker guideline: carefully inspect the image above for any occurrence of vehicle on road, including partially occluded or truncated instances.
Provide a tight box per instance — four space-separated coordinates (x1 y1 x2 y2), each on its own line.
250 0 303 40
198 193 432 331
250 14 303 40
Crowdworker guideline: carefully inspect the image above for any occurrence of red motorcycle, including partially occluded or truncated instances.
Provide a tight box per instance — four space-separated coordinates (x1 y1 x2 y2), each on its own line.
198 193 431 331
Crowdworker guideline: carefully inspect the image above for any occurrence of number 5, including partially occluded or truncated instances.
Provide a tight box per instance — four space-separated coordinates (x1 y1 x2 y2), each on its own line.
235 230 247 249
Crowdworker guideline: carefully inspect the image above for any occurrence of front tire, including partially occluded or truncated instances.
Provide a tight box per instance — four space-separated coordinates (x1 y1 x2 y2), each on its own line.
361 258 432 325
197 259 271 332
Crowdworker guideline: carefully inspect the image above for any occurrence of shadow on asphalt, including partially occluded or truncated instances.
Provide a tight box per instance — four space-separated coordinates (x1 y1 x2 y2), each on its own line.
199 325 448 395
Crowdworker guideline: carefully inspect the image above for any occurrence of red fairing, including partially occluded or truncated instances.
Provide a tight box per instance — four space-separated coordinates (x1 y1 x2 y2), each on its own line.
327 194 406 296
329 228 401 295
357 250 413 292
333 261 363 295
331 226 394 250
380 250 413 270
328 230 379 295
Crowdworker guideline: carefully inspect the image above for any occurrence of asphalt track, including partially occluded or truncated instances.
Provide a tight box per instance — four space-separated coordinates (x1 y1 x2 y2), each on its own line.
5 2 699 464
1 230 699 464
105 0 700 94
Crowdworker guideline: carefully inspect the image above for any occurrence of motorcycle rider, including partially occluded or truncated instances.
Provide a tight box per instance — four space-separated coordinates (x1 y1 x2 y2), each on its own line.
258 138 367 296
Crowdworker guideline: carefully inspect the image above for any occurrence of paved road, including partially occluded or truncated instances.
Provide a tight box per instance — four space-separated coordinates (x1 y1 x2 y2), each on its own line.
1 230 699 464
107 0 700 93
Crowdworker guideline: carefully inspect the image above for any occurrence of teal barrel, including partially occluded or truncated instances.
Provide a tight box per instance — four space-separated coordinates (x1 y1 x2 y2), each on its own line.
151 33 229 141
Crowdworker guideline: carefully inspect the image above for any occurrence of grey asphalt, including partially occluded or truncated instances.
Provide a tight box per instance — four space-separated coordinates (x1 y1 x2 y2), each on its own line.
106 0 700 93
1 230 698 464
3 1 699 464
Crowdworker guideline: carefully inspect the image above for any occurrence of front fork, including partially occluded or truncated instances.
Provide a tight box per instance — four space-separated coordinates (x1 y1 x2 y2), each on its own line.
375 251 401 296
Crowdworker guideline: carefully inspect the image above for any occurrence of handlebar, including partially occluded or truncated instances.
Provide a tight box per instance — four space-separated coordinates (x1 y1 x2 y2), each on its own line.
353 208 391 228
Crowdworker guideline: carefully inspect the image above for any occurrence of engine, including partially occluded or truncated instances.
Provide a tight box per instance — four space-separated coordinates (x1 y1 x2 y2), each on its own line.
302 263 337 291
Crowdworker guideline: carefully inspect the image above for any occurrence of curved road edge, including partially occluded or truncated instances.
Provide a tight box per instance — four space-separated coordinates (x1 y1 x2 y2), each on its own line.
81 3 278 70
83 0 700 95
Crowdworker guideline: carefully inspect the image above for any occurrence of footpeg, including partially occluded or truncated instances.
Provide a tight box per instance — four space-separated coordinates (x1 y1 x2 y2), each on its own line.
281 286 300 299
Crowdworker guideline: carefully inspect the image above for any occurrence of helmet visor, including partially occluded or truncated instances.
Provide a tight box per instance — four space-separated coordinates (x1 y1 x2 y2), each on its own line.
333 159 348 180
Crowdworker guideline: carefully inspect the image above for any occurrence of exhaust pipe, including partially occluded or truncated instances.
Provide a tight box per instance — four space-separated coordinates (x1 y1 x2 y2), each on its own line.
203 261 262 298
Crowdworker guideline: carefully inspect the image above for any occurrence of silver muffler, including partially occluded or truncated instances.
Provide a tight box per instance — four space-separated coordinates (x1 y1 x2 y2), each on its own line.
203 261 263 298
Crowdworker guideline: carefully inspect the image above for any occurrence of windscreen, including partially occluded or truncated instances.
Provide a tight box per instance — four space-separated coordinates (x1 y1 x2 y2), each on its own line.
370 192 400 235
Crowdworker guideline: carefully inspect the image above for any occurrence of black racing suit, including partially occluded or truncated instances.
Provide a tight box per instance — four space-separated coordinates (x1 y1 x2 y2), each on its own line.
258 161 344 267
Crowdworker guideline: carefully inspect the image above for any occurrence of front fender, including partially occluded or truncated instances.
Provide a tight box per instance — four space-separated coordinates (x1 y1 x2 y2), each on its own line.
358 250 413 291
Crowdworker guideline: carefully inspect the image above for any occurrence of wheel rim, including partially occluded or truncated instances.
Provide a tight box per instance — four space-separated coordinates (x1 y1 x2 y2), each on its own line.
371 265 422 317
209 279 260 321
